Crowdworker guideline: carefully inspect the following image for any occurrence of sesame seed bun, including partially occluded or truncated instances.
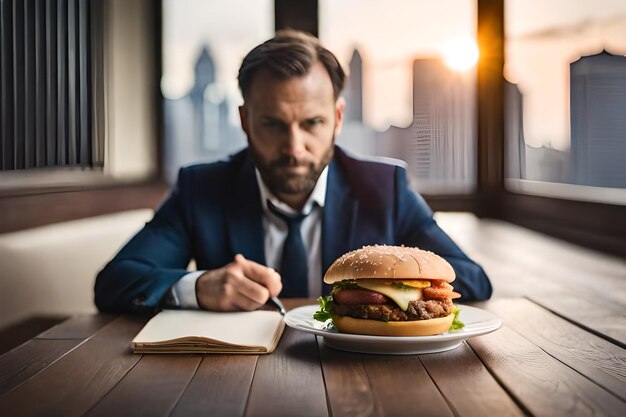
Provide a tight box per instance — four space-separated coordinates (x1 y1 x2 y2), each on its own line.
324 245 455 284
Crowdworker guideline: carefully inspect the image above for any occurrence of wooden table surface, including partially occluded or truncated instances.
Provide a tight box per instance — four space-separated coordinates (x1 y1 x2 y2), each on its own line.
1 214 625 417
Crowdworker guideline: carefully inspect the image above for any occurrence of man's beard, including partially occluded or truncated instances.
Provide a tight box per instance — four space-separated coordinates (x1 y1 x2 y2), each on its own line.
250 140 334 197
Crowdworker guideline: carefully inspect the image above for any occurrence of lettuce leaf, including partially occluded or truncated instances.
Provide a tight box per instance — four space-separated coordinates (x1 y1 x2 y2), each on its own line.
449 307 465 332
313 295 334 323
332 280 358 291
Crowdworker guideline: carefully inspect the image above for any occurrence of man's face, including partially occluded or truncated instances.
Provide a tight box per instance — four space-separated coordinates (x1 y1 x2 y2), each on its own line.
239 61 344 206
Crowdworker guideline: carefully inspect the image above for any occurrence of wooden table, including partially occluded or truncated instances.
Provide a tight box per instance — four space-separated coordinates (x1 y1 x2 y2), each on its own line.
1 214 625 416
0 297 623 417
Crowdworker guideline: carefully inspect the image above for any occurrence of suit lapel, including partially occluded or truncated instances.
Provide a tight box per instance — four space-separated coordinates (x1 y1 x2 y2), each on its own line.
322 153 359 276
226 152 266 265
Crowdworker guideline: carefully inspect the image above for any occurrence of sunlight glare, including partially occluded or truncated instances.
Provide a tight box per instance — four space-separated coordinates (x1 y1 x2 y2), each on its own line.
442 38 479 71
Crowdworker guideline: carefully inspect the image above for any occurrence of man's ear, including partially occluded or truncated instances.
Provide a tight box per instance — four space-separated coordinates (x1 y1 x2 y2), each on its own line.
334 96 346 137
239 105 250 139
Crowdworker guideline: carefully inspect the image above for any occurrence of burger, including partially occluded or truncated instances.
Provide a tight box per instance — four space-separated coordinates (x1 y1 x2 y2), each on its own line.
314 245 464 336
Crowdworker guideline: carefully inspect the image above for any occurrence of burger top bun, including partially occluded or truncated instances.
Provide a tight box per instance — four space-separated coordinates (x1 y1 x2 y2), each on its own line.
324 245 455 284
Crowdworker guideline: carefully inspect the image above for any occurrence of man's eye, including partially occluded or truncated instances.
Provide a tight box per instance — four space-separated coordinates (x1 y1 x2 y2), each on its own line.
305 119 323 127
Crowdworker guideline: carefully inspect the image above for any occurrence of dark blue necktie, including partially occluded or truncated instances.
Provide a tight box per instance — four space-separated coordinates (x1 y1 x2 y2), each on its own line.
267 200 309 297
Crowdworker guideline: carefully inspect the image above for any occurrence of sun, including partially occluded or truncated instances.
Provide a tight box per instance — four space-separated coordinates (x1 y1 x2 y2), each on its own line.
442 38 479 72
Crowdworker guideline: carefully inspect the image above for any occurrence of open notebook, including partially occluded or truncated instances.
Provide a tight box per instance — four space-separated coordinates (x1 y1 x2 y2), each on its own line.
131 309 285 354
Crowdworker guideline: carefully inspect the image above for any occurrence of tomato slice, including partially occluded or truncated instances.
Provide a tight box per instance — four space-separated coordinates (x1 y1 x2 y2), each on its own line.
423 284 458 299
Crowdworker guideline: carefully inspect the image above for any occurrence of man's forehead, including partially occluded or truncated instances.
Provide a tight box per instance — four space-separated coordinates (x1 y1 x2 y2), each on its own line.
254 94 334 120
245 62 335 104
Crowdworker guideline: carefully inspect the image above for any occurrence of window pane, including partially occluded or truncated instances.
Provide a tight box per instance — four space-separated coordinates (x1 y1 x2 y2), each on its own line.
320 0 477 194
161 0 273 184
505 0 626 199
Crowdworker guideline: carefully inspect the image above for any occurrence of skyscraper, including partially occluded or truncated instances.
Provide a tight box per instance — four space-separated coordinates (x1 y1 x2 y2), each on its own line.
504 81 526 179
336 49 376 156
343 49 363 123
163 46 245 183
411 59 475 189
570 51 626 188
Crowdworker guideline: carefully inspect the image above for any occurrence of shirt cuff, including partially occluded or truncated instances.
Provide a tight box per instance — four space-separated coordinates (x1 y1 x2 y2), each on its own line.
171 270 205 309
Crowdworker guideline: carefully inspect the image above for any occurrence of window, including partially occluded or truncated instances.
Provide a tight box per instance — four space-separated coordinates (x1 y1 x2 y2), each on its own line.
504 0 626 204
320 0 478 194
0 0 158 192
161 0 479 194
161 0 273 184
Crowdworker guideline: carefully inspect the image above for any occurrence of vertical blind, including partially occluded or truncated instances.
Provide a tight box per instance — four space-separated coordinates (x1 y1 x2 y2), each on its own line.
0 0 104 171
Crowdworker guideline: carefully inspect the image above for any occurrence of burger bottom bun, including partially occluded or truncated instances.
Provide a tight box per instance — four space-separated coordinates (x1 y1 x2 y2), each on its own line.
332 313 455 337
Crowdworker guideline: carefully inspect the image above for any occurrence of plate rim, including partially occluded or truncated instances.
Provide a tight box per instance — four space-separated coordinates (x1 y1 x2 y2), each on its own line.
284 303 502 343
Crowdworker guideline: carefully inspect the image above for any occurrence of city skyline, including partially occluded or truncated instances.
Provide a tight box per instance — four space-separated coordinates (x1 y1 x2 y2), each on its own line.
166 43 626 190
163 0 626 152
161 0 626 190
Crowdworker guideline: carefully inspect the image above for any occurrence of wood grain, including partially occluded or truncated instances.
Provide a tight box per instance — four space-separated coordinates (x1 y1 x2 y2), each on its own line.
360 353 454 417
0 339 81 397
84 354 202 417
170 354 258 417
484 298 626 399
35 314 118 340
0 316 66 355
436 213 626 303
0 315 147 417
317 340 378 417
420 342 525 417
245 327 328 417
468 254 624 346
438 216 626 345
528 293 626 347
318 340 453 417
468 325 626 417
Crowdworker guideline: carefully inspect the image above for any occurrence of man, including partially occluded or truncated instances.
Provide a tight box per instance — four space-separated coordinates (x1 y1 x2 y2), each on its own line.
95 30 492 313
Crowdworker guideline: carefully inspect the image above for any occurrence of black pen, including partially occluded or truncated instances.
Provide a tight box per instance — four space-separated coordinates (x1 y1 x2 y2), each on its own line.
269 296 286 316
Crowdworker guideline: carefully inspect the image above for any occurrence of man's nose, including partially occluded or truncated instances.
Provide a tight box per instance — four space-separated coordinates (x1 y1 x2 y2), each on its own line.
282 125 306 157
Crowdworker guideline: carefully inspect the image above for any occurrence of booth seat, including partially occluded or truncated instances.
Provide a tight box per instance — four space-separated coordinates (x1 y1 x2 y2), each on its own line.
0 209 153 330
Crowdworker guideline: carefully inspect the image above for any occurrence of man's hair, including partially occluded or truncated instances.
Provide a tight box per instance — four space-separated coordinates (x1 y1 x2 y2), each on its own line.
238 29 346 101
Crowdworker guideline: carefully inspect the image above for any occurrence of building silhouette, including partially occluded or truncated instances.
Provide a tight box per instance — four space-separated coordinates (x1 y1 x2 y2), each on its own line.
570 50 626 188
375 58 476 192
335 49 376 156
504 81 526 179
163 46 245 184
343 50 363 123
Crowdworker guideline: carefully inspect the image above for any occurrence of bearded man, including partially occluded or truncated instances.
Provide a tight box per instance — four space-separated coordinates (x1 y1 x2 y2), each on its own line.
95 30 492 313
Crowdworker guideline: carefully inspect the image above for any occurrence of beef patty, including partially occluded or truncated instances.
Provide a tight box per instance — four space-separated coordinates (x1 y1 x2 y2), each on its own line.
333 298 454 322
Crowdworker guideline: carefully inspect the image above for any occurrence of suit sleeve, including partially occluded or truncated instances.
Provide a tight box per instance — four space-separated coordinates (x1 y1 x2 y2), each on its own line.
393 167 492 301
94 170 193 313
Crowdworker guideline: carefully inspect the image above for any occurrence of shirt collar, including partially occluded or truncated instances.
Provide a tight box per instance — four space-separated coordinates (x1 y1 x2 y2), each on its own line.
255 165 328 216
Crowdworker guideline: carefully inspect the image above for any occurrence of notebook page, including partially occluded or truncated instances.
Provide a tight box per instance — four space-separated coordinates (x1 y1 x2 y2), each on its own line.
132 310 283 348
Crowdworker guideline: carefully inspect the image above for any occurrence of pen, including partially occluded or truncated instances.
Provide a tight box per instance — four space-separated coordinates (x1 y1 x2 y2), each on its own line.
270 296 286 316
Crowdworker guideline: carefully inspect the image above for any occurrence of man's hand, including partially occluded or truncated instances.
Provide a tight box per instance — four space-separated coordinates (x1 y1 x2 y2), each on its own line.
195 254 282 311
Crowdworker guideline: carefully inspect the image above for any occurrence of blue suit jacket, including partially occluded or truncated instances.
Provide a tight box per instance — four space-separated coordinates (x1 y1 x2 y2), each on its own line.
95 147 492 312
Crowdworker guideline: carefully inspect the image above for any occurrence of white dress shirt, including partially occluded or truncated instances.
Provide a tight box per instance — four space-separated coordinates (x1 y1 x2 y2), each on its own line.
171 166 328 308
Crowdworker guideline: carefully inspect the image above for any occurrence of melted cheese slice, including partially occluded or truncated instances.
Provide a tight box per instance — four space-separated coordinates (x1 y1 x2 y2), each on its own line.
395 280 431 289
356 280 424 311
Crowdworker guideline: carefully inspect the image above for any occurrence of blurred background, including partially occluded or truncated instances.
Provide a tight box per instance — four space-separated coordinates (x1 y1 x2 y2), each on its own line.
0 0 624 351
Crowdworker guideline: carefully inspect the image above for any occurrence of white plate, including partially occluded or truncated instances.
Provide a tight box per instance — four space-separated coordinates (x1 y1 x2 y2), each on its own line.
284 304 502 355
